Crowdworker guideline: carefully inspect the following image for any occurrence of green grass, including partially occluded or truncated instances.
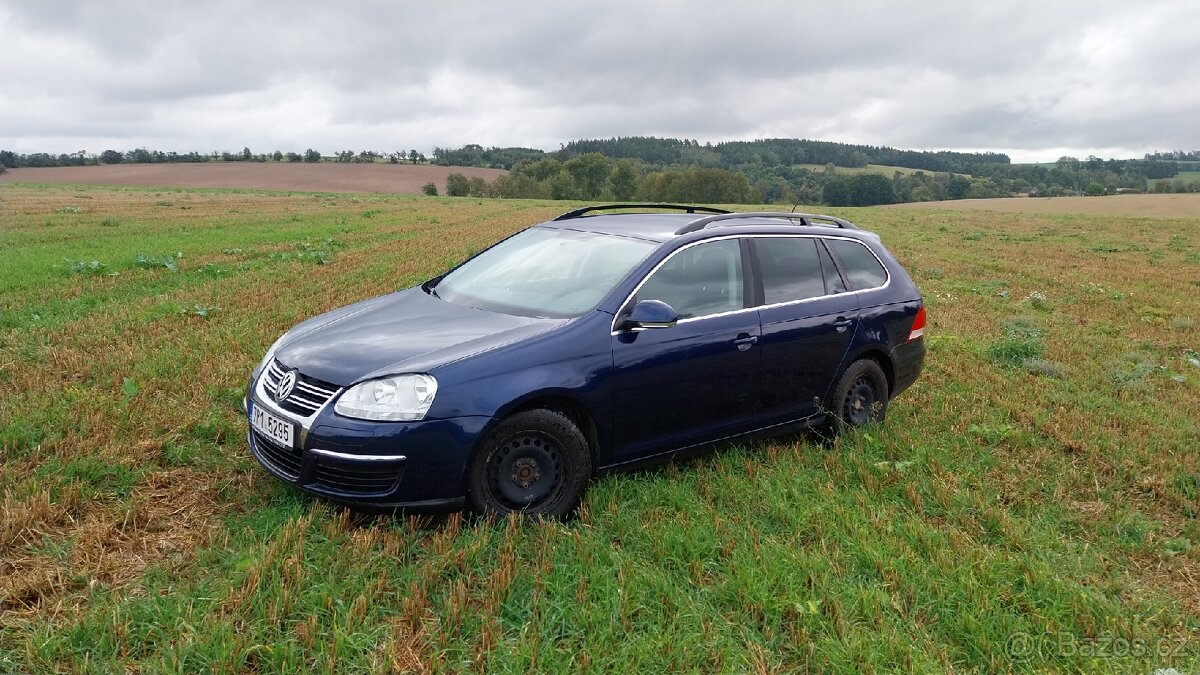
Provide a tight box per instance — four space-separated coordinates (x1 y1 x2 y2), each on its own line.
793 163 967 178
1147 170 1200 189
2 184 1199 672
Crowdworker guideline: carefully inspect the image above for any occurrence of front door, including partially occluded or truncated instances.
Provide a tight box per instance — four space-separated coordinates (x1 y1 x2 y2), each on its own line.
610 238 762 463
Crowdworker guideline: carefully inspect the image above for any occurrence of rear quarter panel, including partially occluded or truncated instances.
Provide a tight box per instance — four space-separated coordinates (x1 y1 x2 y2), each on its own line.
840 238 925 398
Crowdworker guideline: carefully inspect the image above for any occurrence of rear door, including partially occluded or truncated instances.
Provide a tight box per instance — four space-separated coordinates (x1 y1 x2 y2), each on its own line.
751 236 859 424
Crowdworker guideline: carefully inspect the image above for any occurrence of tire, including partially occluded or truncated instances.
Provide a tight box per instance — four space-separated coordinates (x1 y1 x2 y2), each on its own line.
827 359 889 434
466 409 591 519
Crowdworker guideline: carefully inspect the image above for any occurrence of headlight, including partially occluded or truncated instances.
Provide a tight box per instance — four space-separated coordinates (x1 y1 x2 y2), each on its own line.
334 374 438 421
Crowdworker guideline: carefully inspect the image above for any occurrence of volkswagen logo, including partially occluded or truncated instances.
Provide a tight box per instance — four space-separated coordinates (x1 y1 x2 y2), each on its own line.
275 370 298 402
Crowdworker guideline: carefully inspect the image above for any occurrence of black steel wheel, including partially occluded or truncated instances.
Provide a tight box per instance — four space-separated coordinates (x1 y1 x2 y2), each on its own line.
466 409 591 519
829 359 889 434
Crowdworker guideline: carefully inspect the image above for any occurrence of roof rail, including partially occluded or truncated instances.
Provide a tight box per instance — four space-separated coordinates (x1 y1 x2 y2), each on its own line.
674 212 859 235
553 204 731 221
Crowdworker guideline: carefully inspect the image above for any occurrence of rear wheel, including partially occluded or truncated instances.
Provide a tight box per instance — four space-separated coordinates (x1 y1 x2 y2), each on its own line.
466 409 591 519
828 359 889 434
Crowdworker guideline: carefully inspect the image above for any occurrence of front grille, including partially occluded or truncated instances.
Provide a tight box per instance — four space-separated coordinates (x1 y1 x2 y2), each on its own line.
313 459 403 496
262 359 339 416
252 428 303 479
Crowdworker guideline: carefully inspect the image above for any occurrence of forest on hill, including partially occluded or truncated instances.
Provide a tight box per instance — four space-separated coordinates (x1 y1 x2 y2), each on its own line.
432 138 1198 205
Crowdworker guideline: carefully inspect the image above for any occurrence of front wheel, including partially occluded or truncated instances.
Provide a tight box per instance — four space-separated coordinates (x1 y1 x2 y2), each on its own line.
828 359 889 434
466 409 591 519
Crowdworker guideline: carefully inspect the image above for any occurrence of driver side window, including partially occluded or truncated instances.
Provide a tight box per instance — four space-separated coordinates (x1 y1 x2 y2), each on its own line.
637 239 744 319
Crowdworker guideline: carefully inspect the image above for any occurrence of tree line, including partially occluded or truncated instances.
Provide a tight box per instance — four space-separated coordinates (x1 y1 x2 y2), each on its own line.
0 147 425 168
4 138 1197 204
434 155 756 204
431 150 1197 205
559 137 1012 175
427 138 1197 203
436 155 990 206
1143 150 1200 162
427 137 1013 175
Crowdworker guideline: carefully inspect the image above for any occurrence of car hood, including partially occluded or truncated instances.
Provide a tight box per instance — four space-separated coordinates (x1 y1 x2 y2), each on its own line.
274 287 565 386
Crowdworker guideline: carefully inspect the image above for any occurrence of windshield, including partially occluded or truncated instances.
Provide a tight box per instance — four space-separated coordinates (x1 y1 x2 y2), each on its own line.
432 227 658 318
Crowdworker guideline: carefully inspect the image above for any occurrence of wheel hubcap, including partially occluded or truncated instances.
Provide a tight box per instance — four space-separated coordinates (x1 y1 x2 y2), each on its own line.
844 378 876 425
511 457 541 488
488 433 563 509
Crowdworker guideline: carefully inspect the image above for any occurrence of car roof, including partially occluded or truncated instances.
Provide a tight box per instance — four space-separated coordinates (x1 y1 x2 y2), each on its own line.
536 211 876 244
537 213 704 242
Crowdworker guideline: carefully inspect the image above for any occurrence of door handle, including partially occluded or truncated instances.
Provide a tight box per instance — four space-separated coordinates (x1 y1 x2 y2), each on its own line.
733 333 758 351
833 317 853 333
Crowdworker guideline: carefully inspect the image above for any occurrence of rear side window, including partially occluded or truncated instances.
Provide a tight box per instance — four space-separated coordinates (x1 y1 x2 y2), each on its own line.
827 239 888 290
817 241 847 294
755 237 825 303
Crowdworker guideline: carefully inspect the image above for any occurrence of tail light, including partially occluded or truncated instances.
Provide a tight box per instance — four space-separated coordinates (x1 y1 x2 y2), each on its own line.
907 305 926 342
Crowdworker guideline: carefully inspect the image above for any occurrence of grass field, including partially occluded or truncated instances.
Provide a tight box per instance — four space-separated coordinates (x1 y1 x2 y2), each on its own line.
2 183 1199 672
1149 170 1200 190
793 163 957 178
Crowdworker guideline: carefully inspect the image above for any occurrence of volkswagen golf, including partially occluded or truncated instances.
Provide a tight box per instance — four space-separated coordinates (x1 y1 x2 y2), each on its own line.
246 205 926 517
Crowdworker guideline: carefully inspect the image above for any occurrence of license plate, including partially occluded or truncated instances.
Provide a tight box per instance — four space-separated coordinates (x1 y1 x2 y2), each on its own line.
251 402 294 449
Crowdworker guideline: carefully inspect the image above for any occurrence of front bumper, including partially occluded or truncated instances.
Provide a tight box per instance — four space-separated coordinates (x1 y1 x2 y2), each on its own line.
246 375 487 511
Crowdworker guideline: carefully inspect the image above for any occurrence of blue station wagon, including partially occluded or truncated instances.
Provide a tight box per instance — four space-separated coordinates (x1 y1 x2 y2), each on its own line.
246 205 926 517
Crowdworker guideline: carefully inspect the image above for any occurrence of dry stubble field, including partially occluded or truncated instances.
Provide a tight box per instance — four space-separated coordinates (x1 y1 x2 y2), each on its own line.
1 183 1198 671
0 163 508 196
887 192 1200 218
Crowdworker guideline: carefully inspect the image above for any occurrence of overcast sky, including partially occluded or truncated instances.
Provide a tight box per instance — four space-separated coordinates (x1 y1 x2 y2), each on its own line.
2 1 1197 163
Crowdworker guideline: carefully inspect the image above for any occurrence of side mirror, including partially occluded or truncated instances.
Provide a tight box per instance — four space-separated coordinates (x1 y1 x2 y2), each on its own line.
622 299 678 331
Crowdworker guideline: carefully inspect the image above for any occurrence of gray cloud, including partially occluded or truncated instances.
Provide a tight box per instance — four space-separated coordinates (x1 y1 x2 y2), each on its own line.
1 0 1196 162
